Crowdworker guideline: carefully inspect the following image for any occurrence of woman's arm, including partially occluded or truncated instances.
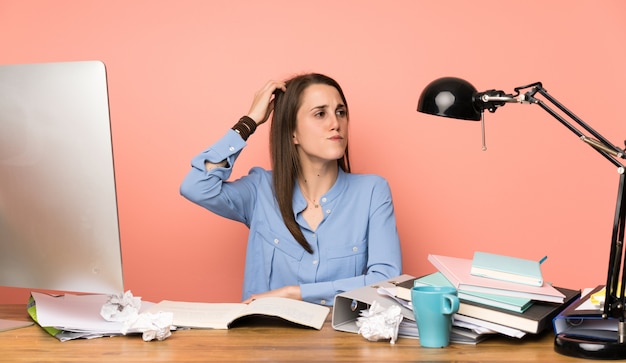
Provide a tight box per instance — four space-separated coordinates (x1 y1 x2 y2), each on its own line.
200 79 285 171
242 285 302 304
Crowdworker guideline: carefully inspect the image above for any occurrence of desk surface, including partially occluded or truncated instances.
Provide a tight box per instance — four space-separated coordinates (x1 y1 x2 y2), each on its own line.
0 304 584 362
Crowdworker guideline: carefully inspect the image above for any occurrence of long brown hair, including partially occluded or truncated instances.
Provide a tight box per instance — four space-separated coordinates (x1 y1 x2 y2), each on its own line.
270 73 351 253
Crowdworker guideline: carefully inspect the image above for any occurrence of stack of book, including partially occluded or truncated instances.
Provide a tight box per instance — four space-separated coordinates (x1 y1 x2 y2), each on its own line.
394 253 580 339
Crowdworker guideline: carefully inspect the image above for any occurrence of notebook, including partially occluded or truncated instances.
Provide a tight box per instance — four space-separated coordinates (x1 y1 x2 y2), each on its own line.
471 251 543 287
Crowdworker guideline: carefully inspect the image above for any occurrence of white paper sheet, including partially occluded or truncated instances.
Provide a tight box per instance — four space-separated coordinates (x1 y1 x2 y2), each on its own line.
32 292 155 333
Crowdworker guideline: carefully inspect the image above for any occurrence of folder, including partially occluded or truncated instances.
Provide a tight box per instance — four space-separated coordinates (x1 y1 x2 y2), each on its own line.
332 274 416 335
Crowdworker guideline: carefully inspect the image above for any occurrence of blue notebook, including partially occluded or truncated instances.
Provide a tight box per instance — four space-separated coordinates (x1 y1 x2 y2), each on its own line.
413 272 534 313
470 251 544 287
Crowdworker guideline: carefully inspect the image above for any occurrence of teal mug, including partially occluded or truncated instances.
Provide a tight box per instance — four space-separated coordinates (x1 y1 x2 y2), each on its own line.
411 286 460 348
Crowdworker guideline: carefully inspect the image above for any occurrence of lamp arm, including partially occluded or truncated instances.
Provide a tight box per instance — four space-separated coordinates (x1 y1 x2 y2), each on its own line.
480 84 625 166
531 85 625 162
517 84 626 323
532 97 624 169
476 90 521 113
606 173 626 323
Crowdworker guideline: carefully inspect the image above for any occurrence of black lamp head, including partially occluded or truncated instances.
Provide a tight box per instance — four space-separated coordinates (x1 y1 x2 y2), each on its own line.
417 77 482 121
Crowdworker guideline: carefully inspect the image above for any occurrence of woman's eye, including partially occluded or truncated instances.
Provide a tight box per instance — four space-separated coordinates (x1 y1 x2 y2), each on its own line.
336 109 347 117
315 111 326 118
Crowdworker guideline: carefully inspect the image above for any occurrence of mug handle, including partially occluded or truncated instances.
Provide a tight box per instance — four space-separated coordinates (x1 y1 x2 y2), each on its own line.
441 294 460 315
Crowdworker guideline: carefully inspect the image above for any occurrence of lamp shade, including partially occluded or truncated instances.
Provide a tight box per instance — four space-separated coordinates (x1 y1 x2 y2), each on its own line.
417 77 481 121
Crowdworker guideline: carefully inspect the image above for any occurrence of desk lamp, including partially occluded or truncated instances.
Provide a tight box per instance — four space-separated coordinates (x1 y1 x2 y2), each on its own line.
417 77 626 359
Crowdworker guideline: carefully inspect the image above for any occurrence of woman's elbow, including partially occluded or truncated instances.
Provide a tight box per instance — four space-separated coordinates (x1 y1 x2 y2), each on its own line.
179 176 195 200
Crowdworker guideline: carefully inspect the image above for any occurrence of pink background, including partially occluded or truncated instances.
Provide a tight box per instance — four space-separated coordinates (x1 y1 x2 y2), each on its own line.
1 1 625 304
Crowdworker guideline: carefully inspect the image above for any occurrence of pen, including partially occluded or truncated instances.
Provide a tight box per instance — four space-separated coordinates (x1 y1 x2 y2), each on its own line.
539 255 548 265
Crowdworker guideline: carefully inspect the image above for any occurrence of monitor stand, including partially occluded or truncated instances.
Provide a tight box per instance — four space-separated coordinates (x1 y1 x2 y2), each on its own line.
0 318 33 332
0 295 35 333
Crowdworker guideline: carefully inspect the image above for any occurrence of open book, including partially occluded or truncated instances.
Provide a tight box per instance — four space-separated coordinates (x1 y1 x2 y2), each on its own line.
147 297 330 330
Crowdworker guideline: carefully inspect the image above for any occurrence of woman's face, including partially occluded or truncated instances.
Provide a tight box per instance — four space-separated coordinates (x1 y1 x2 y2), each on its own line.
292 83 348 164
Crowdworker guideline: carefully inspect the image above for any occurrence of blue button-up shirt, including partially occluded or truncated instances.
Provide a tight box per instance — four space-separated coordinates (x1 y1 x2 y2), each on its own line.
180 130 402 305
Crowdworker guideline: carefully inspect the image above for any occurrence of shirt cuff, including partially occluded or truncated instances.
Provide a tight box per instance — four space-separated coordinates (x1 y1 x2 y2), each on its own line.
300 281 335 306
191 129 246 170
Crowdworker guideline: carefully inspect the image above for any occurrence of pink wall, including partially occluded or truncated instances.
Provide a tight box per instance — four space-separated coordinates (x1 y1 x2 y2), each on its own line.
2 1 625 304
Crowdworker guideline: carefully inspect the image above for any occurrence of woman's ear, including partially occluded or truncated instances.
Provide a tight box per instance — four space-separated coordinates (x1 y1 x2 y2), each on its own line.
292 133 299 145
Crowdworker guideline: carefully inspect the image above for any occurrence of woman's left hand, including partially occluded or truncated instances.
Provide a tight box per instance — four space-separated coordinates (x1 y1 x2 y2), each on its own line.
242 285 302 304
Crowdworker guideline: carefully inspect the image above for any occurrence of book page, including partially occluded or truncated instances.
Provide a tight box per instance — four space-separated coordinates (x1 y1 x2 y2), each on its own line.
149 297 330 330
245 297 330 330
149 301 248 329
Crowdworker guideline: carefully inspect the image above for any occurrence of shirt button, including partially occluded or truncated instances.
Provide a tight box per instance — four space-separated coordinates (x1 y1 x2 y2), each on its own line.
321 299 326 305
274 239 279 244
229 146 235 151
325 209 331 214
312 260 318 265
321 197 327 203
352 246 358 252
312 233 316 237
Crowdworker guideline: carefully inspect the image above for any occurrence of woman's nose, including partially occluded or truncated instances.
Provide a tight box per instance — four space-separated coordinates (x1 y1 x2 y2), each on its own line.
329 114 340 131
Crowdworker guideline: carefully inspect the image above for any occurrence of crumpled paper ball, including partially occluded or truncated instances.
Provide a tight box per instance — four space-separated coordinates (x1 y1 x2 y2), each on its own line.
356 300 403 344
100 291 173 341
123 311 174 342
100 290 142 322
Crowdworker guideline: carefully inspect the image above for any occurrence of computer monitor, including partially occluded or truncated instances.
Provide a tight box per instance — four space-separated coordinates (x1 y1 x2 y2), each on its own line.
0 60 124 295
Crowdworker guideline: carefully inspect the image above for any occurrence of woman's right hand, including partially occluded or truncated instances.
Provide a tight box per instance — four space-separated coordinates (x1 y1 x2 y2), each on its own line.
246 80 286 126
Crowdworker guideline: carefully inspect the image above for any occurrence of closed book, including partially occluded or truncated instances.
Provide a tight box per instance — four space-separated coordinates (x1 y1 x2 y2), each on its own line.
398 272 533 313
452 313 526 338
457 286 580 334
428 254 565 303
471 251 543 286
553 285 619 340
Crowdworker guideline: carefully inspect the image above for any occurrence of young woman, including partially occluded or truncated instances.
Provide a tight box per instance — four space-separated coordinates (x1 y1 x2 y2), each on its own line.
180 73 402 306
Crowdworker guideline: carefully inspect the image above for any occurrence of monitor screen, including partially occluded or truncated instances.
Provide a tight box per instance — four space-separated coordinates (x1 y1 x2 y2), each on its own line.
0 60 124 294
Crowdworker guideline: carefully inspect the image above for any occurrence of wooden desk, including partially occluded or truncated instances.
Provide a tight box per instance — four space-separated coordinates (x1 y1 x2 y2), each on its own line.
0 304 584 362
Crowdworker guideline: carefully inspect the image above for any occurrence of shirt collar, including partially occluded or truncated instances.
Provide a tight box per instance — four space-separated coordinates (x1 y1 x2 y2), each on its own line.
293 168 348 212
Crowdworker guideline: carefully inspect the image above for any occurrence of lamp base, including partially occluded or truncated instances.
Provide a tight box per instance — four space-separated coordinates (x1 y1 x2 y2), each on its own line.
555 333 626 360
